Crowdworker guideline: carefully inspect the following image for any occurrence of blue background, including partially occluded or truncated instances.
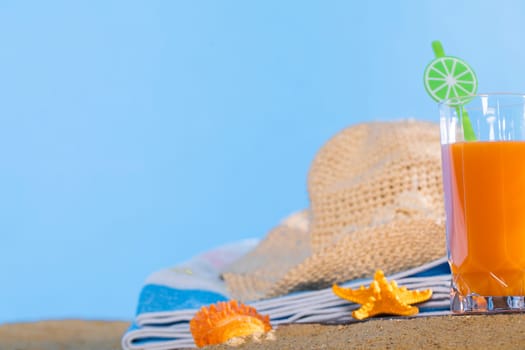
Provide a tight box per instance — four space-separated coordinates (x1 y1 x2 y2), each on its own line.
1 0 525 323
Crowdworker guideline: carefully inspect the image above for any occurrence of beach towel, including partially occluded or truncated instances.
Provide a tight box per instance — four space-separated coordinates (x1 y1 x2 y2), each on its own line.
122 237 451 350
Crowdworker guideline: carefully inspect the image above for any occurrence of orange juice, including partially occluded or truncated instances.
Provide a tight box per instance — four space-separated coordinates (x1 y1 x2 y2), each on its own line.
443 141 525 296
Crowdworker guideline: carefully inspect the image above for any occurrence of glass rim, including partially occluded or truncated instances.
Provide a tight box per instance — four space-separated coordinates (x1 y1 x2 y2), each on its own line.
439 92 525 108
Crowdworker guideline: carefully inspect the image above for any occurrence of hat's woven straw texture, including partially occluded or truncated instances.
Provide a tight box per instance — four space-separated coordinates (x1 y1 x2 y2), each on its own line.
222 120 446 301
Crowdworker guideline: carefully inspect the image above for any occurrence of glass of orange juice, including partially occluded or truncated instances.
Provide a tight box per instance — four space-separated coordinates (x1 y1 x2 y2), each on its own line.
440 93 525 313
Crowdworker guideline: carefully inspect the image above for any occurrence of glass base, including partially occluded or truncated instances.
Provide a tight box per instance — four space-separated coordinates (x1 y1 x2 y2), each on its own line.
451 287 525 313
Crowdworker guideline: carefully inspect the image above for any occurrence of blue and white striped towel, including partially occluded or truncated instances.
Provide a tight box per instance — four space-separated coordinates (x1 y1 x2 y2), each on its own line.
122 239 451 349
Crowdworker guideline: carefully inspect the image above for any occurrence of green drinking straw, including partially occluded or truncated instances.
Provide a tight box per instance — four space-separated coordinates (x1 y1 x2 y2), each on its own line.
423 40 478 141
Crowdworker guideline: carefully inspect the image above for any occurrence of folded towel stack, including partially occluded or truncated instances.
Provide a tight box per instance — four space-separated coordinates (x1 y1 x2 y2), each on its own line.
122 239 451 350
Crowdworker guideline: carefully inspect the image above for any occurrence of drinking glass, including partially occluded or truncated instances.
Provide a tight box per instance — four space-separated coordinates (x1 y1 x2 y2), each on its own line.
440 93 525 313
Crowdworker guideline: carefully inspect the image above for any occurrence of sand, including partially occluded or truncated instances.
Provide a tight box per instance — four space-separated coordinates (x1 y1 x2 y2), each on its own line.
2 314 525 349
211 314 525 350
0 320 129 350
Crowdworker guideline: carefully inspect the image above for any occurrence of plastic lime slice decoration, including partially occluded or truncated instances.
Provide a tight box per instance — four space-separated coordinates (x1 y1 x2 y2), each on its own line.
424 51 477 103
424 41 477 141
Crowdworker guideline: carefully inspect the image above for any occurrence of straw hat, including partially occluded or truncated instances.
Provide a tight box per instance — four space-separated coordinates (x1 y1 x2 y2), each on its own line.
222 120 446 301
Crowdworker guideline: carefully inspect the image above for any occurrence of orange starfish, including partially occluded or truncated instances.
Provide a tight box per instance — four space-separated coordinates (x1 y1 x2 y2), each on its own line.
332 270 432 320
190 300 272 347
